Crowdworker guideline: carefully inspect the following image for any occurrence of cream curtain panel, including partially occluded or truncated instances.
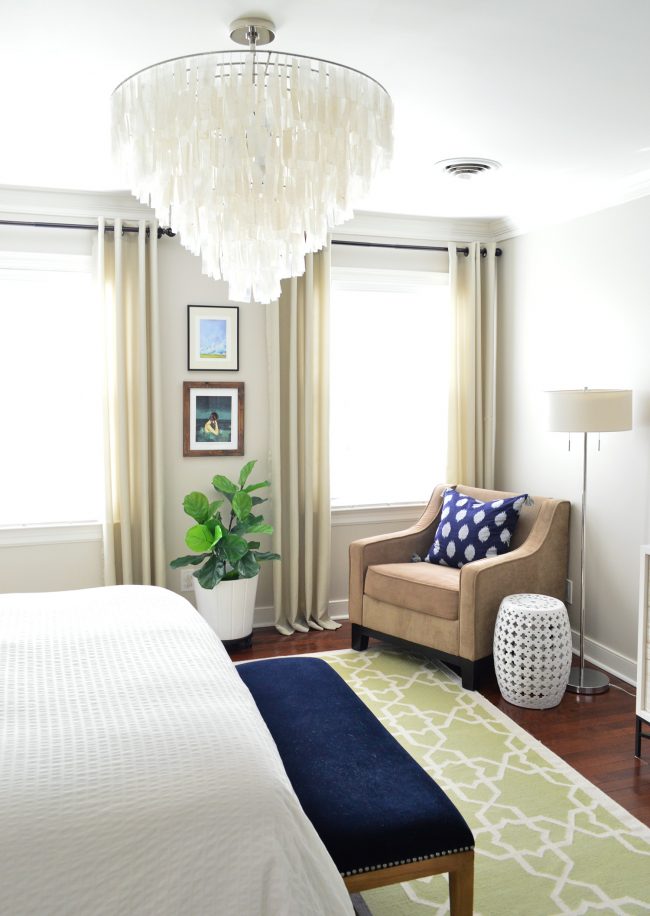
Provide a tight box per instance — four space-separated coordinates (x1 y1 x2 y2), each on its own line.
446 241 498 488
98 218 166 586
266 249 340 635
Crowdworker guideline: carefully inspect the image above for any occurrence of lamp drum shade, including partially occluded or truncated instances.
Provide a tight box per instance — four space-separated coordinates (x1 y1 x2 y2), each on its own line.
547 389 632 433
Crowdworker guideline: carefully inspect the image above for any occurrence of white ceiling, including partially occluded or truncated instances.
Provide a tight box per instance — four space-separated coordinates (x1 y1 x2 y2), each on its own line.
2 0 649 233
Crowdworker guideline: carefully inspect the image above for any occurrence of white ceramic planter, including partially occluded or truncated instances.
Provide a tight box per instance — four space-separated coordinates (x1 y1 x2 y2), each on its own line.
193 573 259 642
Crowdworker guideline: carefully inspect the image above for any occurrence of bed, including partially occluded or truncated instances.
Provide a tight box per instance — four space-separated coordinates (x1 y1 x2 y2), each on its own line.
0 585 354 915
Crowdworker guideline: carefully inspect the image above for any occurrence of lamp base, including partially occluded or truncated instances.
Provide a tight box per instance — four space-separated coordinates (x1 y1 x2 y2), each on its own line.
566 666 609 695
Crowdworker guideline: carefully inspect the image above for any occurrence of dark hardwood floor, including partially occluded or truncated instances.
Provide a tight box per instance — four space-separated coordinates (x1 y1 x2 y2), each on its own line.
231 621 650 828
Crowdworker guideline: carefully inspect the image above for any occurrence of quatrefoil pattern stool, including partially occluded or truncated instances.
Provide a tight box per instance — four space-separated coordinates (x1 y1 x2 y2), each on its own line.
493 593 572 709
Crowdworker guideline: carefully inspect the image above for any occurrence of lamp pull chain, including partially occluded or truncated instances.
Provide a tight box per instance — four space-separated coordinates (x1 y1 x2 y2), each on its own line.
598 432 601 451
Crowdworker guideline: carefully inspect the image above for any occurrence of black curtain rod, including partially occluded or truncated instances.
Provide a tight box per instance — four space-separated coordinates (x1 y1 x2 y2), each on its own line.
0 219 501 256
0 218 175 239
332 239 502 257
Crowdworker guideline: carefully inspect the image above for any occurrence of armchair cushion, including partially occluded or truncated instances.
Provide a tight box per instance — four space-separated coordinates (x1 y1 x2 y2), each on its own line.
366 563 460 620
427 488 528 569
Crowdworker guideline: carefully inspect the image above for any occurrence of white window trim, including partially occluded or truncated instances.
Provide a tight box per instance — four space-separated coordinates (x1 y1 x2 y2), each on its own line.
331 503 425 528
0 251 93 272
0 522 102 548
332 266 448 293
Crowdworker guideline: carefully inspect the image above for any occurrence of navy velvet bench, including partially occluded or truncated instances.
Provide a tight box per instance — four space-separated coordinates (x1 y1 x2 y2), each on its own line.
237 657 475 915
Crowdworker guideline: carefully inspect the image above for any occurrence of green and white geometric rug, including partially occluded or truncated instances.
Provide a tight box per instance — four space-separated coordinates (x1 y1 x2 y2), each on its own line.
321 649 650 916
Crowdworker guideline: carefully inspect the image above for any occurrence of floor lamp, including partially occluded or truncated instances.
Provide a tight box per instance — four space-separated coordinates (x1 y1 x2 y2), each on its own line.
547 388 633 695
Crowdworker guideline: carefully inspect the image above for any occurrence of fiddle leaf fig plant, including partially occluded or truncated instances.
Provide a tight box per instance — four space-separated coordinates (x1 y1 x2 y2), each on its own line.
170 460 280 589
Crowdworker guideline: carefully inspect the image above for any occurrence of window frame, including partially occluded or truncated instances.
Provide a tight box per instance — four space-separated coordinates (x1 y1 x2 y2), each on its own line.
0 244 104 537
329 257 450 511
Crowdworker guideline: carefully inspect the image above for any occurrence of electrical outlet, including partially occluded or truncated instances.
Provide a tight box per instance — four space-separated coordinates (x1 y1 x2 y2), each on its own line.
565 579 573 605
180 569 195 592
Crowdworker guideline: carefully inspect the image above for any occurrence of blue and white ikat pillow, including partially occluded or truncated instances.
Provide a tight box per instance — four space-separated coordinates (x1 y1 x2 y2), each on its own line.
427 488 528 568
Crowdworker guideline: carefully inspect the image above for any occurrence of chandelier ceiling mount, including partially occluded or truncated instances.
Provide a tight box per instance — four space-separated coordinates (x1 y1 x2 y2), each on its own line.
228 16 276 47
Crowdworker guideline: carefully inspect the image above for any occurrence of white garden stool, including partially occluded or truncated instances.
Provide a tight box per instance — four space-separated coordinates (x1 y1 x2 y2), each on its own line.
493 593 572 709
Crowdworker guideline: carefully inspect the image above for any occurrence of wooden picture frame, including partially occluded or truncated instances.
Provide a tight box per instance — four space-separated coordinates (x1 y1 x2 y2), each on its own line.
187 305 239 371
183 382 244 456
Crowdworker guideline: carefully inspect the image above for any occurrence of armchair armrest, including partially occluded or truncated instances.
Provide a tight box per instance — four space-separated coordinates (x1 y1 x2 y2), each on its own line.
348 484 449 623
458 498 570 659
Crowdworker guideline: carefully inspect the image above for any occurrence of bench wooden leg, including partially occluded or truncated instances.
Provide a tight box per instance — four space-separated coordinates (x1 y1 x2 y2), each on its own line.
351 624 369 651
344 849 474 914
449 850 474 916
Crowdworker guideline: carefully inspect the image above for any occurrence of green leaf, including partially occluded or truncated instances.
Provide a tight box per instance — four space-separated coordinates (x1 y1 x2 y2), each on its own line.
254 551 281 562
169 553 210 568
212 475 238 498
185 524 221 553
235 552 260 579
213 539 228 562
246 541 261 550
221 533 249 565
208 499 224 518
238 460 257 487
251 496 267 506
246 520 274 535
231 513 272 536
195 555 226 589
244 479 270 493
232 490 253 521
183 491 210 523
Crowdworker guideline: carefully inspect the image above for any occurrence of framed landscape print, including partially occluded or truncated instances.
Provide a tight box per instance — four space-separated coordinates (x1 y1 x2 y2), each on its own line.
183 382 244 456
187 305 239 371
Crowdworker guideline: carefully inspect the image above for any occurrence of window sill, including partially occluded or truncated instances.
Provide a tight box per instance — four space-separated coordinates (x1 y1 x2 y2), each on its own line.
331 503 425 527
0 522 102 547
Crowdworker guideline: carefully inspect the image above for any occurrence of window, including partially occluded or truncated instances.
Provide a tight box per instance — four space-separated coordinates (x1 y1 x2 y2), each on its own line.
330 249 450 508
0 242 104 527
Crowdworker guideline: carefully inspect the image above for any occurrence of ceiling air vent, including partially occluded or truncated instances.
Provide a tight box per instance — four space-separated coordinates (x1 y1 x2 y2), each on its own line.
436 157 501 180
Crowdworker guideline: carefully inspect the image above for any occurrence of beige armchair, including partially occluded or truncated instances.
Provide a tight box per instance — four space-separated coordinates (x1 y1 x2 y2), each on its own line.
349 484 570 689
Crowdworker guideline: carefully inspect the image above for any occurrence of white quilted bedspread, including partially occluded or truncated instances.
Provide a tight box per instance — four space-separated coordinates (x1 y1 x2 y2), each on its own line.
0 585 353 916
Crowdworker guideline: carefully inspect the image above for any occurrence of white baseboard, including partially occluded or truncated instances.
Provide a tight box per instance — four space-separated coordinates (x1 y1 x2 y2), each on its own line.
252 599 349 630
571 629 637 686
252 604 638 688
252 605 275 628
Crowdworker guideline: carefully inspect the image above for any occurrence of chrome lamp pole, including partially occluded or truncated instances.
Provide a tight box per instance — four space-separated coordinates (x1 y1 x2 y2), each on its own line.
547 388 633 695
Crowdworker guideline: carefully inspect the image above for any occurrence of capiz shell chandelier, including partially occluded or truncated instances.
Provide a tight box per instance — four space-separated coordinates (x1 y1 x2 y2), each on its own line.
111 16 393 304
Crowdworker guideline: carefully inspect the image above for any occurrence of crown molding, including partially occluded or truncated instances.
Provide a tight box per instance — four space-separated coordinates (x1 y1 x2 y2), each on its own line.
0 185 155 222
341 209 500 244
488 216 522 241
485 177 650 243
618 173 650 207
4 180 650 248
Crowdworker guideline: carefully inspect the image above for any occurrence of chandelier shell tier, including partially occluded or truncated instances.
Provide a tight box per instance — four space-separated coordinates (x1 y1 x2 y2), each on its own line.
111 45 393 304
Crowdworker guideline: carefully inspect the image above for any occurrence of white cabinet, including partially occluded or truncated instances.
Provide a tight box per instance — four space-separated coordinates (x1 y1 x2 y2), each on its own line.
636 546 650 756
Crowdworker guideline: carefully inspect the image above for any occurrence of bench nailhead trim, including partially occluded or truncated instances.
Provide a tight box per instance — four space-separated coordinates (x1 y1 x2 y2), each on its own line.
342 845 474 877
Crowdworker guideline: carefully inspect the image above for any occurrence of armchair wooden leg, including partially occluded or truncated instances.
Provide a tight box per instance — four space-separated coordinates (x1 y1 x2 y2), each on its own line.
449 850 474 916
351 624 369 651
460 660 477 691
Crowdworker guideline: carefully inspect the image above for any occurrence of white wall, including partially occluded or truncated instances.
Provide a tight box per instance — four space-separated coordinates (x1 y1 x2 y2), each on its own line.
156 239 275 611
496 195 650 679
0 536 104 593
